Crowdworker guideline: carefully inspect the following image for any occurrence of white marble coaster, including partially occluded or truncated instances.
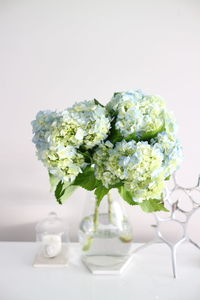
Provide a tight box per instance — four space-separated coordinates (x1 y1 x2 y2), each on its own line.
82 254 134 275
33 244 68 267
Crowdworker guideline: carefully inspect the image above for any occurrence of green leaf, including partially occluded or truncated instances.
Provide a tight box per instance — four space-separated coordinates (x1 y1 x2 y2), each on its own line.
94 99 104 107
125 132 137 142
58 184 77 204
54 180 77 204
95 184 109 206
82 151 91 163
118 186 137 205
138 124 165 142
140 199 168 213
73 166 98 191
55 181 66 204
49 173 60 192
109 182 123 189
105 115 123 144
125 124 165 143
109 128 123 143
108 118 123 144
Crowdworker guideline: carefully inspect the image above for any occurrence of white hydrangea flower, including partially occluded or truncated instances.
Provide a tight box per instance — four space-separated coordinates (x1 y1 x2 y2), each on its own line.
46 145 86 183
93 137 182 203
32 100 111 183
106 90 144 112
31 110 60 160
152 132 183 178
54 99 111 149
93 141 120 188
107 90 167 139
31 111 85 183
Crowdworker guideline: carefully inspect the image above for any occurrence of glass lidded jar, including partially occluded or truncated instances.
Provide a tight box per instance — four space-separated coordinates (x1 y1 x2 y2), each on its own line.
36 212 66 258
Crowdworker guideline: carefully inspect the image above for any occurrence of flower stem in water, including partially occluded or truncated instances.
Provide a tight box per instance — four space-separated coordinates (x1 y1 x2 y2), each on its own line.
82 197 99 251
108 191 114 224
82 236 94 251
93 198 99 232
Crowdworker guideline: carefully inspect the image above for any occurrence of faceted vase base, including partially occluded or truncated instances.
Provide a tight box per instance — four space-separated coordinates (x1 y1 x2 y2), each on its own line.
82 254 134 275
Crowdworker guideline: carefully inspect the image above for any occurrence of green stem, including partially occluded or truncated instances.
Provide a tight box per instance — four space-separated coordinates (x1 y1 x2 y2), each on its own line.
93 197 99 232
107 191 114 224
83 197 99 252
82 236 94 251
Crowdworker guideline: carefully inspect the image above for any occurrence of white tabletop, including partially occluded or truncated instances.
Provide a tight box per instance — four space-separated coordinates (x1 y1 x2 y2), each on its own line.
0 242 200 300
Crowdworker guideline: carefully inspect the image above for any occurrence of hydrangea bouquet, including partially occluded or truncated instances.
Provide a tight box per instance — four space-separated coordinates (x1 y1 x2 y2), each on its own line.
32 90 182 213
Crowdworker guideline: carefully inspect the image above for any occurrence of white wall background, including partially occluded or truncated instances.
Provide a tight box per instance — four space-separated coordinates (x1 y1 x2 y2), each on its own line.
0 0 200 242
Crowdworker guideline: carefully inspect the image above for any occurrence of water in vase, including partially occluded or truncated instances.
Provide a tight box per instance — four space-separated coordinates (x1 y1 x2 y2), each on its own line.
79 212 133 267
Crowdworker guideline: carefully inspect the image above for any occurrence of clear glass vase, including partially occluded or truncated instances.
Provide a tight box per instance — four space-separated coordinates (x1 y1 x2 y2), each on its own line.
79 191 133 274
